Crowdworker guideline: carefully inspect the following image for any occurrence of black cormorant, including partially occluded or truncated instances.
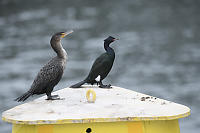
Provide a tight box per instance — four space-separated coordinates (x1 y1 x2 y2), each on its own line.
70 36 118 88
15 31 73 102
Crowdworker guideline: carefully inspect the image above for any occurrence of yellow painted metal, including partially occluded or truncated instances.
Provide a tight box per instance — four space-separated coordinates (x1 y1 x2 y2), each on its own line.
128 122 143 133
12 120 180 133
143 120 180 133
12 124 36 133
38 125 53 133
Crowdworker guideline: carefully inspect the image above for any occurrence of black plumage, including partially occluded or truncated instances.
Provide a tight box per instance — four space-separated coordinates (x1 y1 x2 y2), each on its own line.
70 36 118 88
15 31 73 102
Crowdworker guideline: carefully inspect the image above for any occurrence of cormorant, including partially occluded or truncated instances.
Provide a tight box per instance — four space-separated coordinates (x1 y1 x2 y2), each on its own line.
15 31 73 102
70 36 118 88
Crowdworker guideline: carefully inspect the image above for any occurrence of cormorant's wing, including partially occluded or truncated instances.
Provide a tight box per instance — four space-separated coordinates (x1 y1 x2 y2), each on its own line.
29 58 63 93
87 53 109 79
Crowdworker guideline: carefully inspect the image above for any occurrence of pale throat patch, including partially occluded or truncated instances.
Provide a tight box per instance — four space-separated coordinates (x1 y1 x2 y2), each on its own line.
95 75 100 82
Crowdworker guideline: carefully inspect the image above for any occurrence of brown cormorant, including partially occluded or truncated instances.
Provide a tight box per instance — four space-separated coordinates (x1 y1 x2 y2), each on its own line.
70 36 118 88
15 31 73 102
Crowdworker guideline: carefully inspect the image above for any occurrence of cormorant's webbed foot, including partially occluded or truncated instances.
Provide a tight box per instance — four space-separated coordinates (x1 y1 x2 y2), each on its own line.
51 95 59 98
46 94 64 100
99 82 112 88
99 84 112 88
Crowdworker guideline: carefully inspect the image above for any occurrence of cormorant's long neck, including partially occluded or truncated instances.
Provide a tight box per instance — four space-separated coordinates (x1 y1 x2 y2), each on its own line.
104 42 115 55
50 39 67 59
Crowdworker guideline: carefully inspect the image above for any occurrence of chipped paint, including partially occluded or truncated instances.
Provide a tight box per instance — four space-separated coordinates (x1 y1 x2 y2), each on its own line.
2 85 190 125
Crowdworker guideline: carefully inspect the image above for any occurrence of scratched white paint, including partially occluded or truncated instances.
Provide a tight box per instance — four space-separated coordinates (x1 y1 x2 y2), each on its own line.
2 85 190 124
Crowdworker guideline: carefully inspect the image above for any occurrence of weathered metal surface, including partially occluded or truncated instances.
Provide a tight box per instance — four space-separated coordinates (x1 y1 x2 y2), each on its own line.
2 85 190 125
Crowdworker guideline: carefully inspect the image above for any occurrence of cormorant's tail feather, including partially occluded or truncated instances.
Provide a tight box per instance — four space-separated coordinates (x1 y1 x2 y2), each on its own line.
70 80 86 88
15 91 32 102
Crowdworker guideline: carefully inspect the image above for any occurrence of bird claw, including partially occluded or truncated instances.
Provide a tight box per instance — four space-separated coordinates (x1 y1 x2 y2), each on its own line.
99 84 112 89
46 95 64 100
51 95 59 98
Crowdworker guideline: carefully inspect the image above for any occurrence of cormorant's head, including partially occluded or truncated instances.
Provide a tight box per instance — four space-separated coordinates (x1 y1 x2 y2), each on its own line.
104 36 119 44
52 30 73 41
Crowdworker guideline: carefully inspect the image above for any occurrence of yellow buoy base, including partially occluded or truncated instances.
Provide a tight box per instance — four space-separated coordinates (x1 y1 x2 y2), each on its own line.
12 120 180 133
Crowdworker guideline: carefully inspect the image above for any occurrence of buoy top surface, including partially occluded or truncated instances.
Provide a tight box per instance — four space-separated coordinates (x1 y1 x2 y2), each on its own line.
2 85 190 125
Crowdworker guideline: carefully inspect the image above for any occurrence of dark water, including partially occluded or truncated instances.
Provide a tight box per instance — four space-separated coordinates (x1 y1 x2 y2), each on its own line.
0 0 200 132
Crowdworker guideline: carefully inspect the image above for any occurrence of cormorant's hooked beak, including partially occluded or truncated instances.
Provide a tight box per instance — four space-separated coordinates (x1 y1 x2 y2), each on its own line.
113 38 119 41
61 30 73 38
